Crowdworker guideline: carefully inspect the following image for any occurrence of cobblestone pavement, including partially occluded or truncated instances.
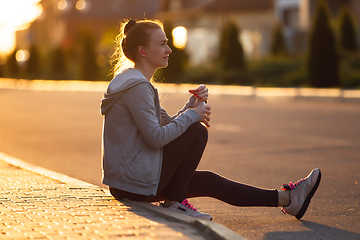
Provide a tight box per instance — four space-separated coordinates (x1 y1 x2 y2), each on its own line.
0 160 208 240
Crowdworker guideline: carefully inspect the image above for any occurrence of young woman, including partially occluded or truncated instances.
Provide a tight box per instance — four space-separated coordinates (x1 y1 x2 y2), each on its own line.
101 19 321 221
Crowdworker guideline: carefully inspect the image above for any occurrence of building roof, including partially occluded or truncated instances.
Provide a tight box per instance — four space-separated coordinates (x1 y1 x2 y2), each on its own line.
204 0 274 12
159 0 274 12
60 0 160 20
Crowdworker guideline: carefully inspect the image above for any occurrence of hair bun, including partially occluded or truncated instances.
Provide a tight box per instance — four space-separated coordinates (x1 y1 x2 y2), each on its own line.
124 19 136 35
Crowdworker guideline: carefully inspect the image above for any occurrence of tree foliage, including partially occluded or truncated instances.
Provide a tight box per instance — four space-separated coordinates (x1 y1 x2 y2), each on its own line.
219 21 246 84
7 50 19 77
79 30 98 80
26 44 41 78
307 0 340 88
162 21 187 83
50 46 66 80
220 21 245 71
338 7 358 53
270 22 288 56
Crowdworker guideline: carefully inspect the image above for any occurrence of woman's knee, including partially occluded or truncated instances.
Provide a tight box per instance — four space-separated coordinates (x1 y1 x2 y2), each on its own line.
190 122 208 141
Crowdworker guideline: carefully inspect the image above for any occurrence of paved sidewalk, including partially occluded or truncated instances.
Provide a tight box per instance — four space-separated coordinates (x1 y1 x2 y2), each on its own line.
0 157 244 240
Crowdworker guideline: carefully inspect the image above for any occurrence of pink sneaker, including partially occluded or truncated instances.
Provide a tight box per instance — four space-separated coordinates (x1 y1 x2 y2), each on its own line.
161 199 212 221
281 168 321 220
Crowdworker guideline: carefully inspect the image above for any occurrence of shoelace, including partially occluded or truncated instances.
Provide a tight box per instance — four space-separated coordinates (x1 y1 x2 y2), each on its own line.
281 178 306 191
181 199 197 211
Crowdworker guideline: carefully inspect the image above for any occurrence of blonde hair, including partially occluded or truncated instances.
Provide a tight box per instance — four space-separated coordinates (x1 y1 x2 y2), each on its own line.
110 19 164 77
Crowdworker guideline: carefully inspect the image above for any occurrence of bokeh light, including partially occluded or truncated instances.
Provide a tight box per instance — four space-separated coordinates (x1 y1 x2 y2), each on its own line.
172 26 187 49
76 0 90 11
58 0 68 10
15 49 30 62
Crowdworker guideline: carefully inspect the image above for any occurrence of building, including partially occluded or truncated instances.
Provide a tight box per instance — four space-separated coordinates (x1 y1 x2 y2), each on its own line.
20 0 160 52
275 0 360 53
157 0 276 65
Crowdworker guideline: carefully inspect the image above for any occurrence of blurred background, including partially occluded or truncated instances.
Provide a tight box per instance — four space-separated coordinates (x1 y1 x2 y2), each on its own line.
0 0 359 88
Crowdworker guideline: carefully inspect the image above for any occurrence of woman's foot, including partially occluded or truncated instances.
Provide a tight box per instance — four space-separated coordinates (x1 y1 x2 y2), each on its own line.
161 199 212 221
281 168 321 220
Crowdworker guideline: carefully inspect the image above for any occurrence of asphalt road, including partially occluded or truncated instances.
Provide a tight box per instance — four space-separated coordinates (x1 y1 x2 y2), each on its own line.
0 88 359 240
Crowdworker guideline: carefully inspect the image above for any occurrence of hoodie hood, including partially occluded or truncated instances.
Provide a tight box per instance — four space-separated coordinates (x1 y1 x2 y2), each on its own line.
101 68 150 115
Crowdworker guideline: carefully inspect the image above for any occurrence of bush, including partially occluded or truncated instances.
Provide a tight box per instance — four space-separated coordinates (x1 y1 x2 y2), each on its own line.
340 54 360 88
182 65 219 84
248 56 305 87
306 0 340 88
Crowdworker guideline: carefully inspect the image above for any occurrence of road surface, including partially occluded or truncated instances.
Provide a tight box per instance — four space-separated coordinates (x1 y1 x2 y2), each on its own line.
0 88 359 240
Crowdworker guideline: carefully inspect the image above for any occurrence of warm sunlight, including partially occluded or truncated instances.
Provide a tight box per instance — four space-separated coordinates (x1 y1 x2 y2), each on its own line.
172 26 187 49
0 0 43 55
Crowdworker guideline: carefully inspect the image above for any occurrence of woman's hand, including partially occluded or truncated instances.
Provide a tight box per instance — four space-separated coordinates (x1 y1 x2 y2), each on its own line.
189 84 208 103
193 102 211 127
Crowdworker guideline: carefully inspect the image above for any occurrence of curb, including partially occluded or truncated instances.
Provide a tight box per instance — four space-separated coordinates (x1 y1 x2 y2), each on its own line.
131 201 246 240
0 151 246 240
1 78 360 100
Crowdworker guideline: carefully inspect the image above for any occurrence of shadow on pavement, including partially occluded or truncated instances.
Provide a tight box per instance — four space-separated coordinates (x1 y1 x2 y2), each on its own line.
264 221 360 240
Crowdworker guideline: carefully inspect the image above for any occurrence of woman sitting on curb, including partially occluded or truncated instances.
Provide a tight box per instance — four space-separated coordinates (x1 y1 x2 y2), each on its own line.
100 19 321 221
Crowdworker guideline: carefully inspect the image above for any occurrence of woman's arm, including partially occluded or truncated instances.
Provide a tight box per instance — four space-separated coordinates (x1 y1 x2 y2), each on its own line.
161 95 196 125
161 84 209 125
122 83 200 149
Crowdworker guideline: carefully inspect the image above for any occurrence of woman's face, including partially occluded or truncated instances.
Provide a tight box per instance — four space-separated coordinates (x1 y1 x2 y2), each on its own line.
145 28 172 69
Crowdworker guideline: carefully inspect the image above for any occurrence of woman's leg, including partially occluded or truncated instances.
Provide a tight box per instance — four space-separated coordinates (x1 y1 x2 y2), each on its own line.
109 122 284 208
184 171 280 207
157 122 208 203
109 122 208 203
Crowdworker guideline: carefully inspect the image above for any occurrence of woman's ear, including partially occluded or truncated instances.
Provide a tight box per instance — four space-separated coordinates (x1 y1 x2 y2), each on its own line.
138 46 147 57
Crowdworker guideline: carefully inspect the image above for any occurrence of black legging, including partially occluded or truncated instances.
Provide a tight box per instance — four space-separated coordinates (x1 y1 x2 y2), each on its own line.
110 122 278 207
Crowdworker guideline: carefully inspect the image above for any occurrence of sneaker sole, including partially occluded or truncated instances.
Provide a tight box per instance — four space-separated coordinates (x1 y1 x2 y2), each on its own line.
295 169 321 220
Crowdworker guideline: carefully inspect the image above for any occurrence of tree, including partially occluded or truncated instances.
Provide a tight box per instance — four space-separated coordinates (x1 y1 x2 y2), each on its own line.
50 46 66 80
79 30 98 80
0 60 4 78
7 49 19 77
162 21 187 83
270 22 288 56
26 44 41 78
307 0 340 88
338 7 358 53
219 21 246 84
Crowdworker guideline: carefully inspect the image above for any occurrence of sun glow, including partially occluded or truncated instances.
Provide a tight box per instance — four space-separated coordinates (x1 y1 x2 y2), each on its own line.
172 26 187 49
0 0 43 55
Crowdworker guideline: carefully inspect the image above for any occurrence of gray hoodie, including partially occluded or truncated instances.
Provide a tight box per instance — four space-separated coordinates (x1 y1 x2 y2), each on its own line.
101 68 200 196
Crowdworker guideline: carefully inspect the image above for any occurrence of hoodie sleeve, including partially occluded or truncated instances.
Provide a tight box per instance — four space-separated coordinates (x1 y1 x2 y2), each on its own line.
122 83 200 149
160 95 197 126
